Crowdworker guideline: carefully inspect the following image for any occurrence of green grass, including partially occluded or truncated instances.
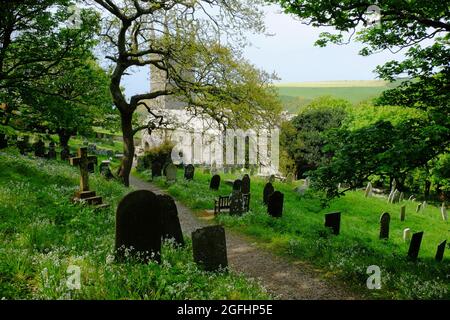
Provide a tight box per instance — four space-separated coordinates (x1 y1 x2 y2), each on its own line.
0 148 270 300
137 168 450 299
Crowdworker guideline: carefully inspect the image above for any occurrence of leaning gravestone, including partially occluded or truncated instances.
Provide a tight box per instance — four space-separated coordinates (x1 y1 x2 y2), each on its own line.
379 212 391 240
400 205 406 221
233 179 242 192
47 142 57 160
435 240 446 262
157 194 184 247
441 203 448 221
263 182 274 205
365 182 373 198
165 163 177 183
192 225 228 271
241 174 250 194
407 231 424 261
229 191 244 216
399 192 404 202
403 228 411 242
325 212 341 235
268 191 284 218
184 164 195 180
115 190 162 263
416 203 422 213
209 174 221 190
151 161 162 179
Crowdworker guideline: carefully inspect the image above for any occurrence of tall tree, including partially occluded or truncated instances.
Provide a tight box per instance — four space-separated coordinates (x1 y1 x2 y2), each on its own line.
92 0 280 186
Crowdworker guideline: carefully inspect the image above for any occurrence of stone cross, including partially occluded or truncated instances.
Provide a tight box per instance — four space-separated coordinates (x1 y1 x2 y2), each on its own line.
379 212 390 240
69 147 97 192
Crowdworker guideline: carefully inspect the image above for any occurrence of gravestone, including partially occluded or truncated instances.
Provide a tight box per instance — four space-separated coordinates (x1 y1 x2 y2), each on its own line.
0 133 7 149
403 228 411 242
268 191 284 218
47 142 57 160
400 205 406 221
151 161 162 179
441 203 448 221
399 192 404 202
325 212 341 235
365 182 373 198
391 190 400 204
165 163 177 182
115 190 162 263
263 182 274 205
379 212 390 240
69 147 97 193
99 160 114 180
408 195 415 201
184 164 195 180
192 225 228 271
407 231 424 261
416 203 422 213
241 174 250 194
60 146 70 161
435 240 446 262
33 139 46 157
209 174 221 190
233 179 242 192
422 201 427 210
157 194 184 247
229 191 244 216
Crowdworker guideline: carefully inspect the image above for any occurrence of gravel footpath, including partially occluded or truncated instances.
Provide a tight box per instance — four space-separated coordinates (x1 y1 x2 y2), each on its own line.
130 175 362 300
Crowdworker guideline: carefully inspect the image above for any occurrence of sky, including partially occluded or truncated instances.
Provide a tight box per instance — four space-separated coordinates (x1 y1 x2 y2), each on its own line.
121 4 405 98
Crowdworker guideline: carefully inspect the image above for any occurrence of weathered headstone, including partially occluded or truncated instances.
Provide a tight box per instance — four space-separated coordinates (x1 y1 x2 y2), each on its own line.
391 189 400 204
47 142 57 160
379 212 390 240
33 139 46 157
435 240 446 262
399 192 404 202
407 231 424 261
268 191 284 218
192 225 228 271
408 195 415 201
99 160 114 179
416 203 422 213
69 147 98 193
365 182 373 198
157 194 184 247
229 191 244 216
422 201 427 210
241 174 250 194
263 182 274 205
60 146 70 161
165 163 177 182
403 228 411 242
115 190 162 263
209 174 221 190
400 205 406 221
325 212 341 235
184 164 195 180
151 161 162 179
233 179 242 192
441 203 448 221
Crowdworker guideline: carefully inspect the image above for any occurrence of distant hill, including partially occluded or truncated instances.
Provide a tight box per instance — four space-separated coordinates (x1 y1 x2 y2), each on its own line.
275 80 400 114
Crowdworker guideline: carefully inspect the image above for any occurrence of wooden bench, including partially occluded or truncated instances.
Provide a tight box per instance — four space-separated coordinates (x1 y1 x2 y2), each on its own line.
214 193 251 215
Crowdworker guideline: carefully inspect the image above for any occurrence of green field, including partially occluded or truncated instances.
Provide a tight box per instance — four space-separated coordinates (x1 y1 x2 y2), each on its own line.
276 80 398 113
137 168 450 299
0 149 269 300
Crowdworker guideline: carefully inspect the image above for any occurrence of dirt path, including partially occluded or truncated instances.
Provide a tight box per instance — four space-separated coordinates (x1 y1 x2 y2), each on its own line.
130 175 362 300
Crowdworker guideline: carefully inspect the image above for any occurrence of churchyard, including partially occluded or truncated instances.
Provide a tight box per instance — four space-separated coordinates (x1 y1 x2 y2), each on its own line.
135 166 449 299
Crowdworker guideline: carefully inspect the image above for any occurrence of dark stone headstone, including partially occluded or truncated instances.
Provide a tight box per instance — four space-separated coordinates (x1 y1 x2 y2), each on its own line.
435 240 446 262
0 133 8 149
210 174 221 190
263 182 274 205
99 161 114 179
192 225 228 271
115 190 162 263
229 191 244 216
157 194 184 247
165 163 177 182
233 179 242 192
241 174 250 194
268 191 283 218
379 212 390 240
47 142 57 160
151 161 162 179
33 140 46 157
184 164 195 180
407 231 424 261
325 212 341 235
60 146 70 161
400 205 406 222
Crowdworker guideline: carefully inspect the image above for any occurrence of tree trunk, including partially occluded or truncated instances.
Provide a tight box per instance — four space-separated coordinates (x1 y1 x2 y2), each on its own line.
118 113 134 187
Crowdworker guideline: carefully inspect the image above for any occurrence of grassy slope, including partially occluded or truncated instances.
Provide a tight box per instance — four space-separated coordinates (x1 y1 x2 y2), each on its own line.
138 169 450 299
0 149 269 300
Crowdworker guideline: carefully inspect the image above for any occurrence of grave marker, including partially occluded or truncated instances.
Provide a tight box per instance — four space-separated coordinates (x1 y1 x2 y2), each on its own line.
157 194 184 247
192 225 228 271
184 164 195 180
400 205 406 221
435 240 446 262
263 182 274 205
151 161 162 179
403 228 411 242
365 182 373 198
241 174 250 194
407 231 424 261
165 163 177 182
115 190 162 263
33 139 46 157
416 203 422 213
209 174 221 190
441 203 448 221
325 212 341 235
268 191 284 218
233 179 242 192
47 142 57 160
69 147 97 193
229 191 244 216
379 212 390 240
